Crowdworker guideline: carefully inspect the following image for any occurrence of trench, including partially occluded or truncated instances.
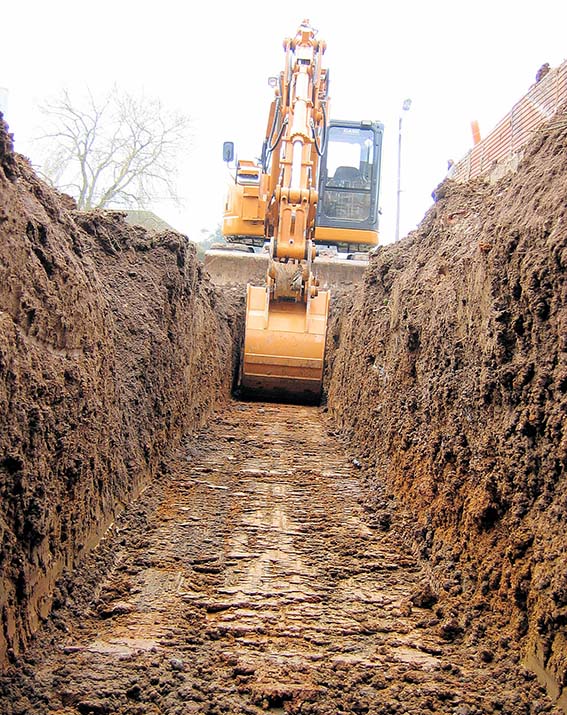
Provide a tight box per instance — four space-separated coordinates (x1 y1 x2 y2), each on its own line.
2 112 567 713
0 400 554 714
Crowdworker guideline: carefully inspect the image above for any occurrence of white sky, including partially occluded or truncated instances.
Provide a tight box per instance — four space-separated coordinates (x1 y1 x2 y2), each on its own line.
1 0 566 244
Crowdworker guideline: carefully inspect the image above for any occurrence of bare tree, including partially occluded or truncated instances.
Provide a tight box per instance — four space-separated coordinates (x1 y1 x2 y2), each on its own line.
37 87 191 210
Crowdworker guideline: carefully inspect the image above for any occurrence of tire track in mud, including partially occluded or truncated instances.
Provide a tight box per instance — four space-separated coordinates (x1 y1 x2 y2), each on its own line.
0 402 554 714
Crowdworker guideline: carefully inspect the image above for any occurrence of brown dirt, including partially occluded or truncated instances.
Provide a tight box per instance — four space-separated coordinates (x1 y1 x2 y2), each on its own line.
0 402 555 714
0 101 566 715
326 108 567 707
0 113 240 666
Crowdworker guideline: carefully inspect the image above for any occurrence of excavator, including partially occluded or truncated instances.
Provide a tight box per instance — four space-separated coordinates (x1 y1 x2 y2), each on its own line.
209 21 383 403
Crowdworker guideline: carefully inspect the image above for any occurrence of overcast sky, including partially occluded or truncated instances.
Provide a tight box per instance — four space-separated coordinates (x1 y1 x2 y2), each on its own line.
2 0 566 244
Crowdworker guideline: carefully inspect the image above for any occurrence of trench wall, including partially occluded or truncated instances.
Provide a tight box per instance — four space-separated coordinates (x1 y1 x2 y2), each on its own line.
326 111 567 707
0 116 238 666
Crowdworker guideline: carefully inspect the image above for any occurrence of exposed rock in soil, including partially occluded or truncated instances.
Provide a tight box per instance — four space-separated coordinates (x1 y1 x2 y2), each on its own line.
0 113 239 666
327 107 567 707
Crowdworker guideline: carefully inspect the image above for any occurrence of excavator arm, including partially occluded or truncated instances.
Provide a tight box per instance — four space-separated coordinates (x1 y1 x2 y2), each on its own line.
237 21 331 401
212 21 383 402
263 22 328 298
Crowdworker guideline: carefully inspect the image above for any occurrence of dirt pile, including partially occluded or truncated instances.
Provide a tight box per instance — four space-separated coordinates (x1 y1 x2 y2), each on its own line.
326 109 567 706
0 114 239 667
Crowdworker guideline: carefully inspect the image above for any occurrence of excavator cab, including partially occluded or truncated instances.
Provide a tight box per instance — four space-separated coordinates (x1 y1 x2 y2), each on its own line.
315 120 383 253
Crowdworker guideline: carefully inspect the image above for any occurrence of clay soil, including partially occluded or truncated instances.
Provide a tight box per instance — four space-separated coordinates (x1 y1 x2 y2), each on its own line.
0 114 240 667
0 102 566 715
0 401 555 714
326 108 567 707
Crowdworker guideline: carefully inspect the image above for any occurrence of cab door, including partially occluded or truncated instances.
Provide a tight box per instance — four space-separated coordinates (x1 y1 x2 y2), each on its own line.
315 120 383 251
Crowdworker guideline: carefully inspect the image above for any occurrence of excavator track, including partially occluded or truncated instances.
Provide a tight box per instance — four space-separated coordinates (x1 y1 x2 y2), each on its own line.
1 402 549 713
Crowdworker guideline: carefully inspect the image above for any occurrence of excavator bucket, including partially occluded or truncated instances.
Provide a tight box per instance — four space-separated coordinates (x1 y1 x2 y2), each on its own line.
240 285 330 403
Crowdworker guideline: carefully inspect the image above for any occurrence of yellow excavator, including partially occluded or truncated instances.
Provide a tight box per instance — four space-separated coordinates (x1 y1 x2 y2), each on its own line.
212 21 383 402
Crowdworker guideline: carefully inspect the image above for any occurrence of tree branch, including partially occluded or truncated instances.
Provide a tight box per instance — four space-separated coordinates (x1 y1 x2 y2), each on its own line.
36 86 191 210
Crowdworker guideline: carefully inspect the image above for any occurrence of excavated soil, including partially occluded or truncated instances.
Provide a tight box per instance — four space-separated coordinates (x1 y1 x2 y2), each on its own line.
0 103 566 714
326 108 567 707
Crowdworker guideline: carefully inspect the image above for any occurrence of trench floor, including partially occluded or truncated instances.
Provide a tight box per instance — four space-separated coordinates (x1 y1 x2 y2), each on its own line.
0 402 555 714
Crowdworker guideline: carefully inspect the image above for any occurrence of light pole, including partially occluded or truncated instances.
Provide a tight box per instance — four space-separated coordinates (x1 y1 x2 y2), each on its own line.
395 98 412 243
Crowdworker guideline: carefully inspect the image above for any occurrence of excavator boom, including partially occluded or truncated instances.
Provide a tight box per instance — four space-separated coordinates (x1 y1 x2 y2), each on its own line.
232 20 330 401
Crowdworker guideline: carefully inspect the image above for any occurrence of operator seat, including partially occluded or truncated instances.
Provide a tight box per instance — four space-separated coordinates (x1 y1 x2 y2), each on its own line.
324 165 370 221
328 166 365 188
